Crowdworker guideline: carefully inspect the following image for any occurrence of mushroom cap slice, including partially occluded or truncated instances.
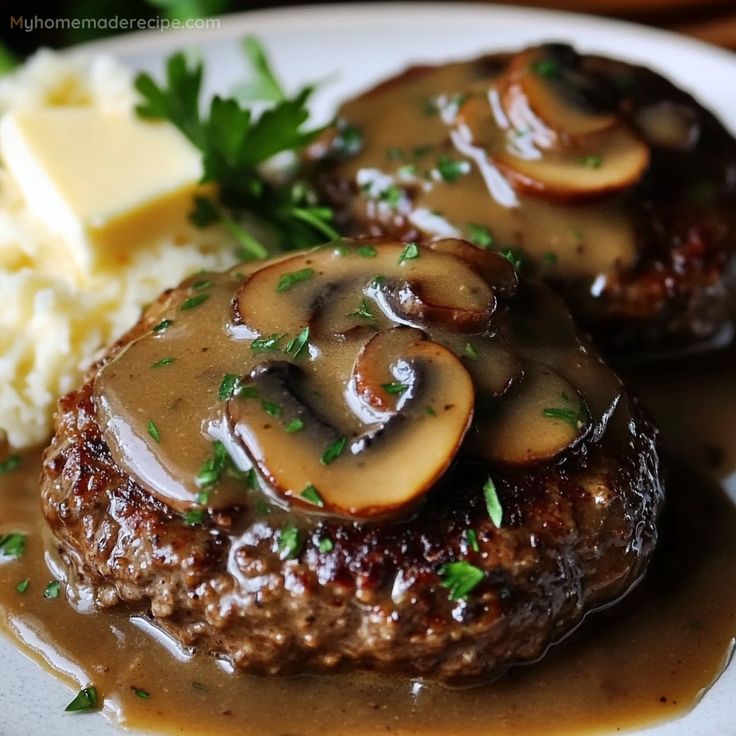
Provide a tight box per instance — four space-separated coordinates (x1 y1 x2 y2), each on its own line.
227 331 474 519
233 241 494 337
472 363 589 465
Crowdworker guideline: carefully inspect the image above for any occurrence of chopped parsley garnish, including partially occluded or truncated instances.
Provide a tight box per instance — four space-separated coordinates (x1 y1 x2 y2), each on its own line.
255 499 270 515
261 400 281 418
285 419 305 433
0 455 21 474
348 299 375 320
251 333 285 353
499 248 523 271
278 524 302 559
438 561 485 601
132 688 150 700
15 578 29 594
196 440 234 489
334 124 363 155
465 529 480 553
425 406 437 417
65 687 99 713
284 326 310 359
542 406 583 428
317 536 334 553
381 382 409 395
578 154 603 169
379 184 402 208
321 436 347 465
386 146 405 161
183 509 205 526
371 274 386 287
181 293 210 311
150 356 175 368
134 40 333 256
219 373 239 400
436 155 467 183
192 278 213 291
531 58 560 79
355 245 377 258
43 580 61 600
465 343 479 360
300 484 324 507
276 267 314 293
237 385 259 399
0 533 26 559
147 420 161 443
152 319 174 333
483 477 503 529
466 223 494 248
195 491 210 506
398 242 419 264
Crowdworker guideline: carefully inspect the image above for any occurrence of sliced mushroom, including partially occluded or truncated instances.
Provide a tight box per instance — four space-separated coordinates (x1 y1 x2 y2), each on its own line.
227 331 474 518
471 363 589 465
234 241 494 338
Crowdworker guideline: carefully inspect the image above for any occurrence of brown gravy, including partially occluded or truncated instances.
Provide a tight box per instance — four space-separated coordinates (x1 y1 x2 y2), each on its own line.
1 345 736 735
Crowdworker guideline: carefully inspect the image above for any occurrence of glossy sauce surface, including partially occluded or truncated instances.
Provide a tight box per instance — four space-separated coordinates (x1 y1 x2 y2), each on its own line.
1 346 736 735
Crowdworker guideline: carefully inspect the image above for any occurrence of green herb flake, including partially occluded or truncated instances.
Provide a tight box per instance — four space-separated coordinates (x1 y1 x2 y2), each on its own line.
132 688 150 700
425 406 437 417
237 385 259 399
181 293 210 311
0 454 21 474
371 274 386 288
321 436 347 466
196 440 231 489
261 401 281 418
278 524 302 560
499 248 523 271
436 155 467 183
531 59 560 79
578 154 603 169
147 420 161 443
195 490 210 506
466 223 494 248
465 343 479 360
483 477 503 528
348 299 375 320
43 580 61 600
438 561 485 601
65 686 99 713
380 184 403 208
465 529 480 553
255 498 270 515
398 242 420 264
542 406 583 428
219 373 239 400
285 419 305 434
284 326 310 360
276 267 314 293
251 333 285 353
355 245 377 258
386 146 405 161
334 124 363 155
318 536 334 553
15 578 29 594
0 533 26 560
183 509 205 526
300 484 324 508
150 356 175 368
382 382 409 395
152 319 174 333
192 278 213 291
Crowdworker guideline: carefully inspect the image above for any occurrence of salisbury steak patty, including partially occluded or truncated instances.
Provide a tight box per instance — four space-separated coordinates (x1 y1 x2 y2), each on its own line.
41 240 663 683
307 43 736 350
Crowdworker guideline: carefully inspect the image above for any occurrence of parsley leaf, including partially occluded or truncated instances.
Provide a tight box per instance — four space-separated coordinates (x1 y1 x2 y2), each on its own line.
466 223 494 248
285 419 305 433
147 420 161 443
438 561 485 601
465 529 480 553
65 687 99 713
398 242 420 264
317 536 334 553
348 299 375 320
0 455 21 474
181 293 210 311
16 578 29 594
300 484 324 508
284 326 310 359
0 533 26 560
277 267 314 293
152 319 174 333
150 356 175 368
44 580 61 600
483 477 503 528
278 524 302 560
251 333 285 353
219 373 239 400
381 382 409 395
321 436 347 465
261 400 281 418
436 155 468 182
542 406 583 428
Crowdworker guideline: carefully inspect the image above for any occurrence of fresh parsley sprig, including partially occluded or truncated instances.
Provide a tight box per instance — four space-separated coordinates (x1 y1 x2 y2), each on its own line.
134 38 337 257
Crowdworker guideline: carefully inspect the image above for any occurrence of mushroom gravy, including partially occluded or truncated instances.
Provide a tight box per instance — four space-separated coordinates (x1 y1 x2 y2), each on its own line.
1 343 736 735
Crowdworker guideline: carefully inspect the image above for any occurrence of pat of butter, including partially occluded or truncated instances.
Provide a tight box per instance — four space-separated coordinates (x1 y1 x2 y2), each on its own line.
0 107 207 276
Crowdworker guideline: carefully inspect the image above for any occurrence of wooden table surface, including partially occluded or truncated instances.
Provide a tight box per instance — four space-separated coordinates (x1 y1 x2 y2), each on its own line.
505 0 736 49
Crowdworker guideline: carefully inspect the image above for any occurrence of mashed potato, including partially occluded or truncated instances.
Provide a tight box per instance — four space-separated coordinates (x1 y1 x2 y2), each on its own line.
0 51 237 448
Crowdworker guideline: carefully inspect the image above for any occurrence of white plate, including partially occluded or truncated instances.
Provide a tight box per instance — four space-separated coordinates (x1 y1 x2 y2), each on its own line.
2 4 735 735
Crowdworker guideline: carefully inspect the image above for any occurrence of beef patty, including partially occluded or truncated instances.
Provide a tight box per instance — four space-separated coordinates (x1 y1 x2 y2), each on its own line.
41 239 664 683
306 43 736 351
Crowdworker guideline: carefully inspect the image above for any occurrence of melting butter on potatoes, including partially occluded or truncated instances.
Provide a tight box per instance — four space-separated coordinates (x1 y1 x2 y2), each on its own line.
94 239 629 520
